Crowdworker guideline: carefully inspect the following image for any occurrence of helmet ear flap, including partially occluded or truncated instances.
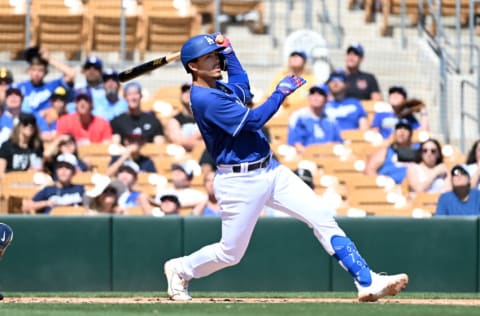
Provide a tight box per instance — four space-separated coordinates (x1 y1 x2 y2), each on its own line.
218 53 228 71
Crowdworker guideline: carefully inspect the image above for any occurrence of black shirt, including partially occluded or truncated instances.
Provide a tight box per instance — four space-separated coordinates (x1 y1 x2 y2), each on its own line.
110 111 164 143
345 71 380 100
0 140 43 172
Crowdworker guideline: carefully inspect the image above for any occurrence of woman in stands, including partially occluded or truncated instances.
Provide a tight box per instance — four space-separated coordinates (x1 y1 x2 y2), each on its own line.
406 138 448 199
464 140 480 190
43 133 89 179
0 113 43 179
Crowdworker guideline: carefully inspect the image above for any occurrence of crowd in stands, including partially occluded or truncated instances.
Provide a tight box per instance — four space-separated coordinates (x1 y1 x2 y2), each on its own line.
1 39 479 218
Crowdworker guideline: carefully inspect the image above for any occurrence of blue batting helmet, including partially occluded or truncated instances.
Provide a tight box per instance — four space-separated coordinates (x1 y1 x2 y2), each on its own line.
181 34 225 73
0 223 13 256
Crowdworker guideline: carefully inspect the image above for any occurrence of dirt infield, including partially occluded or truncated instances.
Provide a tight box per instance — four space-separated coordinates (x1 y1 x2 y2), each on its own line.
4 297 480 306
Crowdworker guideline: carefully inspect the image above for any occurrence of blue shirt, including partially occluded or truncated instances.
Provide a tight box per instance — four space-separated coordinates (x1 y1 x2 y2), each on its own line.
67 95 128 121
435 189 480 216
287 108 343 146
190 51 284 165
16 79 70 115
324 98 367 130
371 112 420 139
33 184 85 214
377 146 410 184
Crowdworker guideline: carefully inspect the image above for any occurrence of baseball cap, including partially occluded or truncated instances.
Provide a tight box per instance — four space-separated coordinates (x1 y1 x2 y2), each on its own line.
388 86 408 99
327 69 347 83
294 168 314 189
395 118 412 131
83 56 103 70
451 165 469 177
172 162 194 181
309 84 328 96
56 153 78 170
6 87 22 98
119 160 140 175
0 67 13 84
289 50 308 61
347 42 364 57
102 68 119 82
74 88 92 103
50 85 68 102
18 113 36 126
124 81 142 94
160 194 181 207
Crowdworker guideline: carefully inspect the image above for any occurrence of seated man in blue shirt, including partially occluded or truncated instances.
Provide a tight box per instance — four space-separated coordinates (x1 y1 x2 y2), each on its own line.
24 154 85 214
288 84 343 154
435 165 480 216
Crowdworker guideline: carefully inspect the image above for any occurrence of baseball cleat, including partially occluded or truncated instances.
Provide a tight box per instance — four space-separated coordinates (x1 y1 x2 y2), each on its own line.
356 272 408 302
164 259 192 301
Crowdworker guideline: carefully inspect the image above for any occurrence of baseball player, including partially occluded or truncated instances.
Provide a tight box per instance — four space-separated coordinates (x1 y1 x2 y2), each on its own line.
0 222 13 301
164 33 408 302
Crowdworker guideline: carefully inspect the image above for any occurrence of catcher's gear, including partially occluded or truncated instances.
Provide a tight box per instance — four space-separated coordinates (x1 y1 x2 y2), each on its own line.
0 223 13 257
180 34 226 73
397 99 425 118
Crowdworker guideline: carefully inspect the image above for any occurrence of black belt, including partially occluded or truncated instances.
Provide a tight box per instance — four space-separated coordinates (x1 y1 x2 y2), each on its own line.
232 155 271 173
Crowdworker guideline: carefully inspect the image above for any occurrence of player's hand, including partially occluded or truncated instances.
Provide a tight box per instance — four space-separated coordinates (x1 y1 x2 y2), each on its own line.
212 32 233 54
275 75 307 96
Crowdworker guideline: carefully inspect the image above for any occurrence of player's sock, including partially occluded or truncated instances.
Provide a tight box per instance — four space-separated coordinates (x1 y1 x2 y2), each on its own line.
331 235 372 286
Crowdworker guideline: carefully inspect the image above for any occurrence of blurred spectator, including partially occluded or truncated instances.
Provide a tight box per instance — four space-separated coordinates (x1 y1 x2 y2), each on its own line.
0 67 14 105
193 171 220 216
106 132 156 176
165 83 203 152
464 140 480 190
344 42 382 101
0 87 24 146
153 194 181 216
266 51 318 109
35 86 69 142
110 81 164 144
69 68 127 121
155 161 207 215
23 154 84 214
115 163 154 215
56 89 112 144
406 138 448 198
76 56 105 106
325 69 368 131
43 133 89 178
288 84 343 154
0 113 43 179
365 119 419 184
371 86 429 139
17 46 74 115
435 165 480 216
84 176 127 215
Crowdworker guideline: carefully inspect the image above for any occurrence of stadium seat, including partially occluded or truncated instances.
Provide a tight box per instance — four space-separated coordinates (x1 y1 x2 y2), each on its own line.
0 0 26 58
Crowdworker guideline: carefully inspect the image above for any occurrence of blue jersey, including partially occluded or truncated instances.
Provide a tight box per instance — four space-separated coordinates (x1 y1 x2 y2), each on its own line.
190 52 286 165
324 98 367 130
16 78 70 115
377 146 410 184
435 189 480 216
371 112 420 139
33 184 84 213
287 108 343 146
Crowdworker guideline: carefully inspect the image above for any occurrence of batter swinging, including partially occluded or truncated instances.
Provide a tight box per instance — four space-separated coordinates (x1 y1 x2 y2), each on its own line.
164 33 408 302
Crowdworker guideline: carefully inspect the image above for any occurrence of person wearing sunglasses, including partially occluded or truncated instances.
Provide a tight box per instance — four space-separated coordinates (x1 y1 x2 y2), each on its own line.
406 138 448 199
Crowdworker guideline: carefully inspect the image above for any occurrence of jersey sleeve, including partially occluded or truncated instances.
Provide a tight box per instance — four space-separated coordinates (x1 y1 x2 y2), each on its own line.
434 194 447 215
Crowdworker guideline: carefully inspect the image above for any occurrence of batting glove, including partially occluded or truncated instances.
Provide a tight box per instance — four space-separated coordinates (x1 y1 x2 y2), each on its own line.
275 75 307 96
212 32 233 55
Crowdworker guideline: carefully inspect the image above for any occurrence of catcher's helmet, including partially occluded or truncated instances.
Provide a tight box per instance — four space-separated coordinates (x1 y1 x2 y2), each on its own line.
0 223 13 256
181 34 225 73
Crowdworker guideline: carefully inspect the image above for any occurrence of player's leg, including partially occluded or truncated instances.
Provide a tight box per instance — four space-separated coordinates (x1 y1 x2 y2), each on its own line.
0 223 13 302
266 165 408 302
165 169 267 300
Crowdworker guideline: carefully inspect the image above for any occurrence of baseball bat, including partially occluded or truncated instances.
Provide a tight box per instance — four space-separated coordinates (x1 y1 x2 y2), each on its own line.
118 51 181 82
